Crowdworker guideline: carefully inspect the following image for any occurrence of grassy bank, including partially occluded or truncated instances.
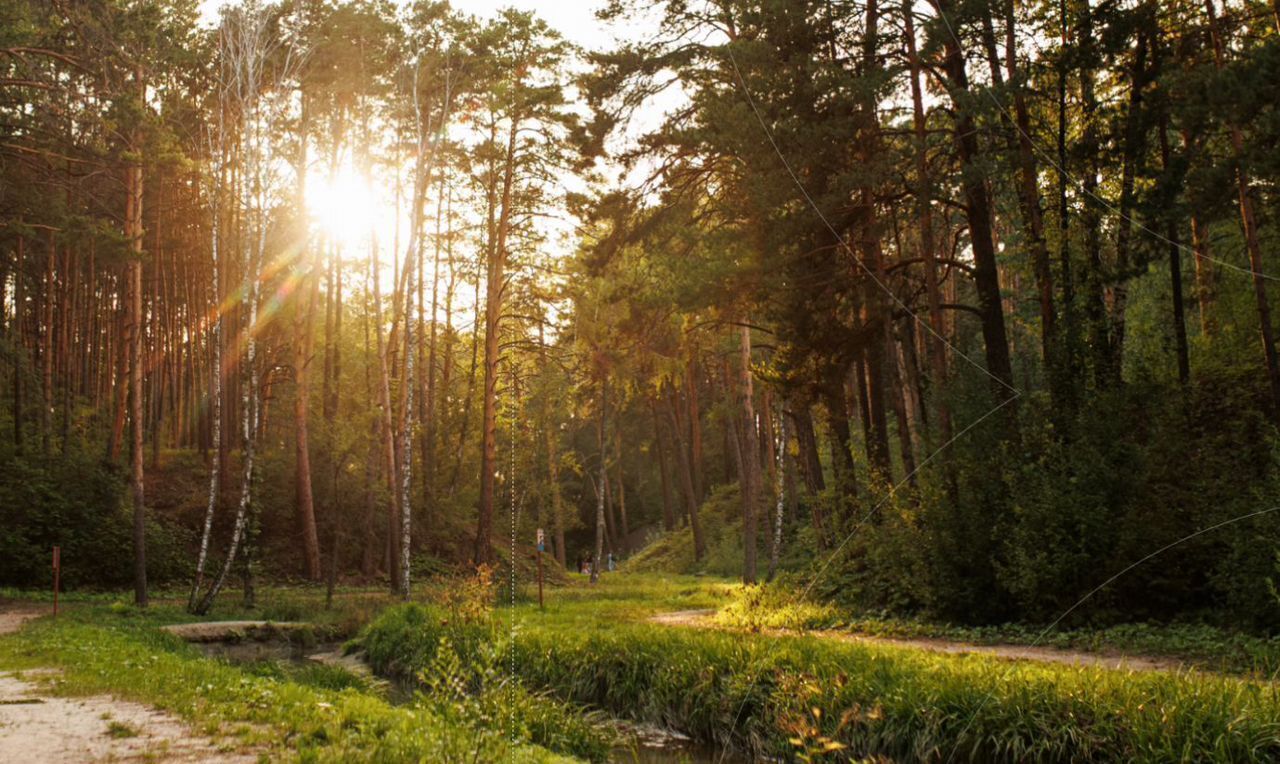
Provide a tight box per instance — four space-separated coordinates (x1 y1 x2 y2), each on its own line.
0 591 576 762
360 574 1280 762
712 579 1280 678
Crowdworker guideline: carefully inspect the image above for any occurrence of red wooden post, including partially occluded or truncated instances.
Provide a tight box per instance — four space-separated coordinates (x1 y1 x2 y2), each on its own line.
52 546 60 618
536 529 545 610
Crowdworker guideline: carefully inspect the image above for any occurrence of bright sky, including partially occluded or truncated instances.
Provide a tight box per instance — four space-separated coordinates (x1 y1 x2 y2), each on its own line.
198 0 624 47
461 0 614 47
195 0 670 334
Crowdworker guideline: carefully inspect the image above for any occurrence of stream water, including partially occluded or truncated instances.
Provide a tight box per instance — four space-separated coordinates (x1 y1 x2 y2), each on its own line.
609 722 742 763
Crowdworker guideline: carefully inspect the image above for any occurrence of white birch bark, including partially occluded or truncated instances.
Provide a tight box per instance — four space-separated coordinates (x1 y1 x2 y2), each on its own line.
189 121 223 612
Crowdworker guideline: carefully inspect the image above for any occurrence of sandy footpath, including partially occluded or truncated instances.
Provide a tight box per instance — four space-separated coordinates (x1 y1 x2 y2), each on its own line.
651 609 1187 673
0 603 259 762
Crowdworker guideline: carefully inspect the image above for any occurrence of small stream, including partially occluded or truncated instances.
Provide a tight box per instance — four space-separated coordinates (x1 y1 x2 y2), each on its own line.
191 639 320 663
190 636 740 763
609 722 743 763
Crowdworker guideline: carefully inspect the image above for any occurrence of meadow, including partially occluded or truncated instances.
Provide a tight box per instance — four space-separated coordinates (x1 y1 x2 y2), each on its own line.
6 574 1280 762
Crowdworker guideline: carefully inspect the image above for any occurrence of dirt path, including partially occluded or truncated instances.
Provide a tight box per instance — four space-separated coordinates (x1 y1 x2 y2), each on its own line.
0 603 42 637
650 609 1187 673
0 604 258 763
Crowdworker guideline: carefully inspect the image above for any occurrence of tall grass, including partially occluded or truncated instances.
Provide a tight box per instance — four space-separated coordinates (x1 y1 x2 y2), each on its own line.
360 577 1280 762
360 602 615 761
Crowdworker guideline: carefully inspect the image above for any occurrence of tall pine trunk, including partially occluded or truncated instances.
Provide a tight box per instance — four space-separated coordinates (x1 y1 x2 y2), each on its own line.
127 117 147 607
293 96 321 581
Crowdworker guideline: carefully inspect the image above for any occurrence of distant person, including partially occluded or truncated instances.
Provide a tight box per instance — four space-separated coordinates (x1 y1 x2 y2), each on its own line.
607 552 616 572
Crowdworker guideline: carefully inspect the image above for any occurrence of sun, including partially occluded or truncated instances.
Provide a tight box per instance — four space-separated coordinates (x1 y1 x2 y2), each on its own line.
306 166 380 250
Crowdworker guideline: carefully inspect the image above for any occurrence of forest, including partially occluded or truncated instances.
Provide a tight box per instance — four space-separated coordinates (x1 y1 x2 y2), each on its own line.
3 0 1280 761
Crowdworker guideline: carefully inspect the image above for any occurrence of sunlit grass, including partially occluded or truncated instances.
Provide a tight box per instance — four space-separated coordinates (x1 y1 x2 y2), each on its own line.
0 594 573 763
706 578 1280 678
11 574 1280 762
359 573 1280 762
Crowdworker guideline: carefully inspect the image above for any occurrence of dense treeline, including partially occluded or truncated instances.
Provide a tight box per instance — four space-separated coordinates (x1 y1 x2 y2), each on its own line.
2 0 1279 629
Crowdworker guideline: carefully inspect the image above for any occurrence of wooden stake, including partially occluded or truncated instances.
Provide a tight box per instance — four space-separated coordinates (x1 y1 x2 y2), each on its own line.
52 546 60 618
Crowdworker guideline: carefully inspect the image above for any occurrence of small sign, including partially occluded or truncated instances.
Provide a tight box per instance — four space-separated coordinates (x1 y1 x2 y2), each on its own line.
536 528 545 552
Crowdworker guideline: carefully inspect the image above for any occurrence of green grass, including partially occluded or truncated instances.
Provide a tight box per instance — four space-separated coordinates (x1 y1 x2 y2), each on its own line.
105 719 140 738
0 592 576 762
710 578 1280 678
2 583 403 641
360 573 1280 762
13 573 1280 762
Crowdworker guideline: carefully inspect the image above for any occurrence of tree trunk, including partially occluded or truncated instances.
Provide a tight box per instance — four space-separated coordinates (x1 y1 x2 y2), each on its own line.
293 99 321 581
546 402 567 568
935 0 1017 417
126 92 147 608
12 232 23 453
190 160 223 612
858 346 892 479
614 429 630 550
767 413 786 581
666 385 705 560
592 378 608 583
372 231 400 590
398 238 415 598
686 354 705 502
41 231 53 456
735 324 760 584
824 378 856 497
1001 0 1058 387
787 399 820 495
1107 25 1151 382
475 116 519 566
1186 188 1216 337
1159 119 1191 386
1204 0 1280 416
651 398 677 532
885 320 917 483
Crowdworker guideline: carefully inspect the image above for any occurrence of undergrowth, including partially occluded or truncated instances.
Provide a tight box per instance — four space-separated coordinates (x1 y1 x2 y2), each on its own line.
360 574 1280 762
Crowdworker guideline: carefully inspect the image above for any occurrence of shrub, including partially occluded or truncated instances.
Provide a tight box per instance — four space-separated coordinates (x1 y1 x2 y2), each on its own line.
0 450 188 589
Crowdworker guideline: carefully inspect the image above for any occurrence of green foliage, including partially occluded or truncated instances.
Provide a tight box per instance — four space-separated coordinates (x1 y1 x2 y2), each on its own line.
996 371 1280 628
0 450 188 589
712 576 842 632
105 720 140 739
776 362 1280 630
627 485 757 577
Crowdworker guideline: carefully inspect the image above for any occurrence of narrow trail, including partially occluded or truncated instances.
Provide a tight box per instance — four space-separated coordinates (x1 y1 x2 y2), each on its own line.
650 609 1188 673
0 603 257 763
0 602 42 637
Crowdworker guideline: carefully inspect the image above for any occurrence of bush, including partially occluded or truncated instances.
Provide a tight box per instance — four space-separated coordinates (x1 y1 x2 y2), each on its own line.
806 362 1280 631
0 450 188 589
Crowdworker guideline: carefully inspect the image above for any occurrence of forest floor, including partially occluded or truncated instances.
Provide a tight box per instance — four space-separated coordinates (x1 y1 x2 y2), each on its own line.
649 607 1189 673
0 601 258 763
3 577 1279 761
